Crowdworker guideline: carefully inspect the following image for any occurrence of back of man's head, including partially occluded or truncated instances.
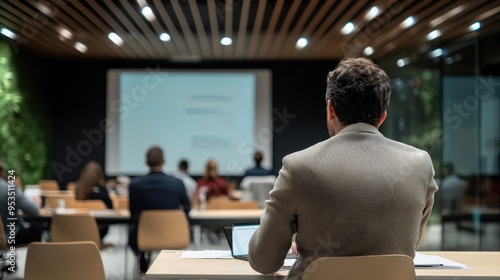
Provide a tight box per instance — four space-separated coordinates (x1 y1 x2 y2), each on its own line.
254 152 263 165
326 57 391 127
179 159 189 171
146 147 164 169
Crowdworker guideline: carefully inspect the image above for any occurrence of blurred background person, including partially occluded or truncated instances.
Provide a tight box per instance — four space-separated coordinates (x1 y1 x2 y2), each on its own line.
244 151 272 177
441 162 466 213
196 160 229 199
172 159 197 201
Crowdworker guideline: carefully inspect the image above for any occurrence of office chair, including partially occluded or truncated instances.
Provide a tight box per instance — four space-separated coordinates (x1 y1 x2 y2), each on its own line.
25 241 105 280
302 254 415 280
38 180 59 191
136 210 190 276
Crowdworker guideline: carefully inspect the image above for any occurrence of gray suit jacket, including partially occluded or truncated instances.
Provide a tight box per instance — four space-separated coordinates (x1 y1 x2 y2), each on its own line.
248 123 438 279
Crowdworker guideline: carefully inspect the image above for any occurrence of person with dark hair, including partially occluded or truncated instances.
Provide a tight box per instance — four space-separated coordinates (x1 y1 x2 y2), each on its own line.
0 158 42 246
248 58 438 280
243 151 272 177
172 159 197 201
128 146 191 273
75 161 113 209
441 162 465 212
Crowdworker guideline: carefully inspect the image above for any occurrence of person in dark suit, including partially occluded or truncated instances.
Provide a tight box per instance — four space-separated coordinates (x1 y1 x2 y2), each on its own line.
128 146 191 273
249 58 438 280
244 151 272 177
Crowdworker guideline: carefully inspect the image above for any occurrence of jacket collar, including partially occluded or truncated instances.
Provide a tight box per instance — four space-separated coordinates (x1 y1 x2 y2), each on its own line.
336 122 383 137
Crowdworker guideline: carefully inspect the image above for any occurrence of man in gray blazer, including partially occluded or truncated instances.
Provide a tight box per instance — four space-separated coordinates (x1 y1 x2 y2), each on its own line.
249 58 438 280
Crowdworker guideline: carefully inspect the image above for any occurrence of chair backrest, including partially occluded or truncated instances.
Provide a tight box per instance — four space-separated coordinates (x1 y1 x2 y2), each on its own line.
206 196 260 209
50 214 102 249
38 180 59 191
66 181 77 191
302 254 415 280
138 210 190 252
111 195 129 210
25 241 105 280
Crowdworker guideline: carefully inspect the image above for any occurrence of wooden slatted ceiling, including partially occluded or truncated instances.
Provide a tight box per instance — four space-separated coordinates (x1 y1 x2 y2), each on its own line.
0 0 499 61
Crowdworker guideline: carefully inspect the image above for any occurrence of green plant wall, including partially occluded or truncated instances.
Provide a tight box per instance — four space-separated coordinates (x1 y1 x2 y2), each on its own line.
0 40 48 185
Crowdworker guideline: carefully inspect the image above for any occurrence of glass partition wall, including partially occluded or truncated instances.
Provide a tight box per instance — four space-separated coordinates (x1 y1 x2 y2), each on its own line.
379 31 500 251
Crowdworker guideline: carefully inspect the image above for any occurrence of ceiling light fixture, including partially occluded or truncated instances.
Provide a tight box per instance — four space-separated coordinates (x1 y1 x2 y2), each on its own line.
402 16 415 28
34 2 54 17
159 33 171 42
397 58 410 67
469 22 481 31
430 6 464 27
220 37 232 46
363 46 374 56
0 28 16 39
426 30 441 41
59 27 73 40
108 32 124 46
141 6 156 21
430 48 443 58
74 42 88 53
296 38 308 49
340 22 355 35
365 6 379 20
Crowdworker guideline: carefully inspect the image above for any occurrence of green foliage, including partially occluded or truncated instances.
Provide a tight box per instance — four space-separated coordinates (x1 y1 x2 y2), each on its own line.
0 41 48 185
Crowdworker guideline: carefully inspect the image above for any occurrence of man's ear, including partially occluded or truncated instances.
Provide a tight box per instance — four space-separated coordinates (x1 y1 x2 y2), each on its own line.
377 110 387 128
327 100 336 121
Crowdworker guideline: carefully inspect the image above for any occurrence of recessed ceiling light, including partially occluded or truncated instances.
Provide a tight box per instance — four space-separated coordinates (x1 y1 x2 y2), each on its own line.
220 37 232 46
59 27 73 40
426 30 441 41
108 32 124 46
402 16 415 28
136 0 148 7
365 6 379 20
363 46 374 56
469 22 481 31
340 22 355 35
34 2 54 17
0 28 16 39
430 6 464 27
74 42 87 53
159 32 171 42
397 58 410 67
141 6 156 21
430 48 443 58
296 38 308 49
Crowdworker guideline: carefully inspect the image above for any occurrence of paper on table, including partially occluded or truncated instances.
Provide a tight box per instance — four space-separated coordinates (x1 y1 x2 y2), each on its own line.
414 252 469 269
181 250 233 259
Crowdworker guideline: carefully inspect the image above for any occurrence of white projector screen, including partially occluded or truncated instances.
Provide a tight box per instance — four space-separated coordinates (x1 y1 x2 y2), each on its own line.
106 69 272 176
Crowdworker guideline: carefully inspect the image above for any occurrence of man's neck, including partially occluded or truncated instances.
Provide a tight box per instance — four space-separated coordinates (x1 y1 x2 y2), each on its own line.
150 167 163 172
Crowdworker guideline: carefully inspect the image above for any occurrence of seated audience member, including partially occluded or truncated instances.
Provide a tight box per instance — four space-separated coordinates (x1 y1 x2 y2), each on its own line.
244 151 272 177
196 160 229 199
0 158 42 246
75 161 113 209
441 163 465 212
248 58 438 280
75 161 113 240
128 146 191 273
172 159 197 200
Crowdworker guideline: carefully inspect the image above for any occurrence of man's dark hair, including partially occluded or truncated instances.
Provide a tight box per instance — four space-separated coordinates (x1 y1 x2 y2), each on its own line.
326 57 391 127
179 159 189 171
254 151 263 165
146 146 164 168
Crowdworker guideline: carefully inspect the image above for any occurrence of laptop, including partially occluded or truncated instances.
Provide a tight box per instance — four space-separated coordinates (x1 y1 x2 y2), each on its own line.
223 223 259 261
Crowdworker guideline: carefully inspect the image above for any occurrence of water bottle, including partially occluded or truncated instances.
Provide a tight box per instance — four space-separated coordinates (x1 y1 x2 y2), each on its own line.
57 199 66 210
199 191 207 212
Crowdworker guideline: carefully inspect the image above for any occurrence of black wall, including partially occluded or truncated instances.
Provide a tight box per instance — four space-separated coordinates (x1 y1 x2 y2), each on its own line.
36 57 339 188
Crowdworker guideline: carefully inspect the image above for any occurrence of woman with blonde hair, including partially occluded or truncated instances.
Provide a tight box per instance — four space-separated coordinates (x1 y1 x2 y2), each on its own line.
196 160 229 199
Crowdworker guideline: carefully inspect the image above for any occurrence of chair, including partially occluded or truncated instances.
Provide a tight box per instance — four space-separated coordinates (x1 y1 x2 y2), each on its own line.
24 241 105 280
38 180 59 191
66 181 77 191
136 210 190 275
50 213 111 250
240 175 276 208
302 254 415 280
111 195 129 210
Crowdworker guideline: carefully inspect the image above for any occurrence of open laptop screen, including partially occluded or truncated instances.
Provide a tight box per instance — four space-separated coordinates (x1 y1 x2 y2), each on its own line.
232 224 259 257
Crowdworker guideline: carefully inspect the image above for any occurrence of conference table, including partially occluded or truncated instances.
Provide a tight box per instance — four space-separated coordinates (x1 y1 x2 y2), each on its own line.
146 251 500 279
